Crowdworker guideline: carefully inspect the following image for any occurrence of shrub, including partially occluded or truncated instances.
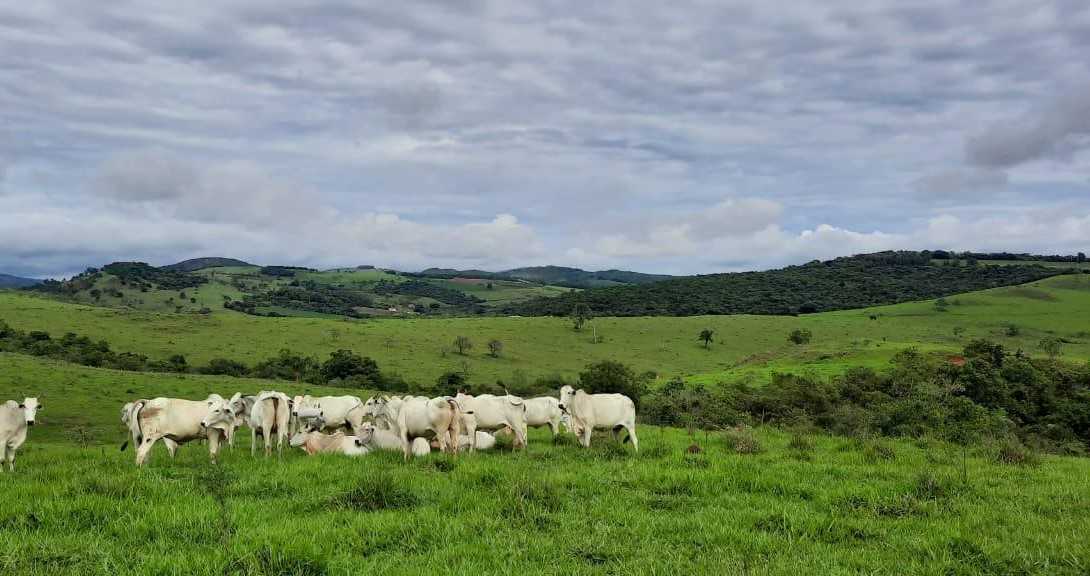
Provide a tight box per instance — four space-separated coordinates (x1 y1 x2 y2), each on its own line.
862 439 896 462
788 328 813 345
993 438 1040 466
579 360 648 408
724 425 763 454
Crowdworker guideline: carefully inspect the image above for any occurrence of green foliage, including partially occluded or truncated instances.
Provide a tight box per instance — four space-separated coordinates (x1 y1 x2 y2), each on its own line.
699 329 714 348
1038 337 1062 359
788 328 813 345
508 251 1062 317
487 339 503 358
571 303 592 331
320 349 383 388
579 360 648 407
373 280 483 307
723 425 763 454
453 336 473 356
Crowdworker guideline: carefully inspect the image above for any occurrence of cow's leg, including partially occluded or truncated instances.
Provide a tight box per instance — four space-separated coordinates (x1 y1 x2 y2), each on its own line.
625 423 639 453
517 424 528 449
548 418 559 438
208 429 221 464
250 428 257 457
5 448 13 472
164 438 179 459
136 436 158 466
1 443 9 472
581 425 592 448
262 423 273 457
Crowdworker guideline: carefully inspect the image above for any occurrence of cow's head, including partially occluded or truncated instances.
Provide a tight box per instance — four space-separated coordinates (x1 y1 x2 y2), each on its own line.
362 396 387 419
20 397 40 425
201 397 235 431
120 402 134 425
558 385 575 413
355 422 375 445
290 395 307 416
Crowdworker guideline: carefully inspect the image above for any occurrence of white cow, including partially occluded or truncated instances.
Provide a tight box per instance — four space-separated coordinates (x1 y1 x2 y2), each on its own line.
523 396 565 437
289 429 369 456
454 393 528 450
411 437 431 458
291 395 364 434
431 431 497 452
355 422 405 453
248 391 292 457
226 394 257 448
366 396 462 459
558 385 639 452
1 398 39 472
127 395 234 466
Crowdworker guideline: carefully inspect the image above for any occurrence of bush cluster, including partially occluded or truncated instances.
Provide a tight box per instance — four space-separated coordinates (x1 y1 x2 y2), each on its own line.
640 341 1090 454
506 251 1063 317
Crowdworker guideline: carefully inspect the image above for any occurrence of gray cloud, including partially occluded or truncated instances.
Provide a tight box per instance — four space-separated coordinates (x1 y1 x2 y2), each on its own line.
967 83 1090 168
1 1 1089 277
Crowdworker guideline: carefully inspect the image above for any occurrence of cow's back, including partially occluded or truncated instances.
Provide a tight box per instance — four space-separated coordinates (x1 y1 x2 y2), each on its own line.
142 398 207 440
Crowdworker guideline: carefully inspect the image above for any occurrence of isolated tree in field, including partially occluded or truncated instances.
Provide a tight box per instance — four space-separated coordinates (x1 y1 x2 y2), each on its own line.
934 297 949 312
487 339 503 358
1038 337 1062 360
454 335 473 356
788 328 812 345
579 360 647 408
699 329 714 349
571 303 593 331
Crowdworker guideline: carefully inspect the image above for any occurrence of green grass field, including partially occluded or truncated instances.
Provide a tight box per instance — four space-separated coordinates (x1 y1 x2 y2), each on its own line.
4 274 1089 387
1 353 1088 575
3 276 1090 574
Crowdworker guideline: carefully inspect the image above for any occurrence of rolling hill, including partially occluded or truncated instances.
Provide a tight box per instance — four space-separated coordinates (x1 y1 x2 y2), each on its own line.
0 273 40 288
415 265 672 288
163 256 254 272
508 251 1073 317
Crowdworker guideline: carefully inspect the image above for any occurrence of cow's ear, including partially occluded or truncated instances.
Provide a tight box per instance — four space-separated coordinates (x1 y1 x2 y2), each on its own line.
18 403 25 409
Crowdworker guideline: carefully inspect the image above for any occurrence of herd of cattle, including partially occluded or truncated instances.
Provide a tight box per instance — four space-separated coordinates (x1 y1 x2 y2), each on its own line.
0 386 639 470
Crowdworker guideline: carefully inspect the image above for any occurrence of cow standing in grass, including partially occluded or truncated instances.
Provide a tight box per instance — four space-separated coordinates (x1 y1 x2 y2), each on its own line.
247 391 292 457
291 395 365 434
454 392 528 450
558 385 639 452
126 395 234 465
1 397 40 472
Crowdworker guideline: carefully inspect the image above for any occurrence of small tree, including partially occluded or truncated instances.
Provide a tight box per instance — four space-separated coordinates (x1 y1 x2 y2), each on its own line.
454 336 473 356
934 297 949 312
1038 337 1062 360
487 339 503 358
699 329 714 349
788 328 812 345
571 303 592 331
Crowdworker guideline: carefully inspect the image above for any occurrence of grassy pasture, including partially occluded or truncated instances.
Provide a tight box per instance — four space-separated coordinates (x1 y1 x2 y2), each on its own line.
2 355 1089 575
3 275 1090 387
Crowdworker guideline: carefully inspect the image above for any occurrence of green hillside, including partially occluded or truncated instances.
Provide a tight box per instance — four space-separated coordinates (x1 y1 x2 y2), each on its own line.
1 352 1088 575
509 251 1070 317
163 257 254 272
4 274 1090 388
415 264 672 288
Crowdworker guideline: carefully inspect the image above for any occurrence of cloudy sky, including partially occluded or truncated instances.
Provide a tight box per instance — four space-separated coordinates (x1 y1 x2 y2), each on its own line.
2 1 1089 278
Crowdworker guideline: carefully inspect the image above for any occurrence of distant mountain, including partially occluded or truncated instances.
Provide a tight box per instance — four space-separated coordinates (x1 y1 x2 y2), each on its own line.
163 257 253 272
506 251 1069 317
415 265 673 288
0 273 41 288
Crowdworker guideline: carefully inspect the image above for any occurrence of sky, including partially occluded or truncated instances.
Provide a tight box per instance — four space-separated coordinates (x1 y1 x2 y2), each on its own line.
1 1 1089 278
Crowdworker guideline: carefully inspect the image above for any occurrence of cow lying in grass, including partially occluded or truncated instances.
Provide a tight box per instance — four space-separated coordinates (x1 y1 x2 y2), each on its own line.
289 429 369 456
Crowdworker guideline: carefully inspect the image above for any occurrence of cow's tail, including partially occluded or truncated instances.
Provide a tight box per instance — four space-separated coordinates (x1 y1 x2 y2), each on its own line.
122 400 146 452
445 397 462 455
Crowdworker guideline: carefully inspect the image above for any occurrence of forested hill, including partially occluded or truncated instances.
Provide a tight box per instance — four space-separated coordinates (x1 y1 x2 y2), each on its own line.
163 257 253 272
505 251 1072 317
415 265 672 288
